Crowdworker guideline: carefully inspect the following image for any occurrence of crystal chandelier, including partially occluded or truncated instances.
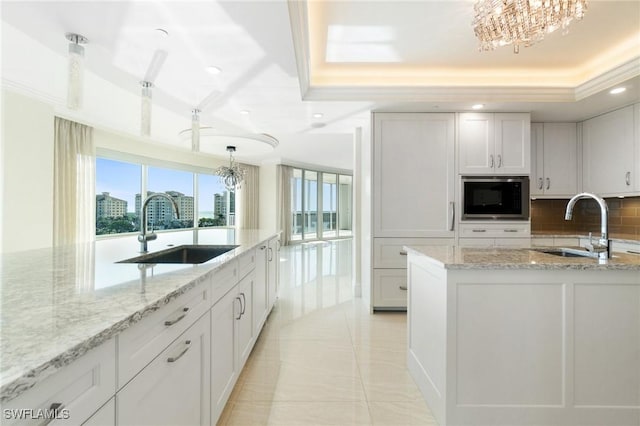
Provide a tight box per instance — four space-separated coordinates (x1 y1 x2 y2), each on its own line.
472 0 588 53
216 146 246 192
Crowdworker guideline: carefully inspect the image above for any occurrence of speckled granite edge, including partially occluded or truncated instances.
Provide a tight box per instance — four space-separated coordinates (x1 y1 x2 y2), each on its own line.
0 272 210 403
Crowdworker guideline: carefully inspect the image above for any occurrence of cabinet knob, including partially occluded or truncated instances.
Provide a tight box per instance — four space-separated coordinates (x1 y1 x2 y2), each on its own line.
490 155 495 168
538 178 543 190
497 154 502 168
546 177 550 190
626 171 631 186
399 285 407 291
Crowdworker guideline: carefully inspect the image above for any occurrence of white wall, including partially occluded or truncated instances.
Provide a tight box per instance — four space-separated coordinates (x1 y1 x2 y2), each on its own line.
259 162 278 232
1 90 55 253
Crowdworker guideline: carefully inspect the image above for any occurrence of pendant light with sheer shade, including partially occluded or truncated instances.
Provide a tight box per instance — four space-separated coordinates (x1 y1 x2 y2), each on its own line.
139 49 168 136
66 33 88 109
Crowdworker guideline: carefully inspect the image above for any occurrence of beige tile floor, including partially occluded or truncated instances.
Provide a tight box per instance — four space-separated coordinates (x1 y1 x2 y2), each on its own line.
217 239 437 426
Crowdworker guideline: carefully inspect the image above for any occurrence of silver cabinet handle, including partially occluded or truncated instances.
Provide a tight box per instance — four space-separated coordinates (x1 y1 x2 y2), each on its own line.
167 340 191 363
260 245 266 250
39 403 65 426
504 229 518 233
235 296 242 320
449 201 455 231
164 307 189 326
472 229 486 233
497 154 502 168
538 177 543 190
399 250 407 256
240 292 246 315
399 285 407 291
626 171 631 186
490 155 494 168
268 247 273 261
546 177 550 190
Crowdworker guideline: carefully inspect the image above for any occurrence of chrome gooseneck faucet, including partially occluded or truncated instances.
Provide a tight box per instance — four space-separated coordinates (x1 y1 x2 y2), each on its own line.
138 193 180 253
564 192 610 259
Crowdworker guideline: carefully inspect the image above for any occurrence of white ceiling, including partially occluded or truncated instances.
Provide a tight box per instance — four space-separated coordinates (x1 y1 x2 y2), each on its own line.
1 0 639 170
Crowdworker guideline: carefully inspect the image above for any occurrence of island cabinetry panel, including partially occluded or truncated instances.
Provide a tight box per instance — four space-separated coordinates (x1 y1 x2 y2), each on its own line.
117 280 211 388
531 122 578 197
372 112 455 310
1 339 116 426
407 254 640 426
582 104 638 196
459 113 530 175
267 236 279 310
253 243 268 334
82 397 114 426
117 311 211 426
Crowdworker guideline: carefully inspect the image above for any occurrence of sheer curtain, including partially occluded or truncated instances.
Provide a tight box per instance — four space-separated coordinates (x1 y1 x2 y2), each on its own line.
238 163 259 230
277 164 292 245
53 117 95 246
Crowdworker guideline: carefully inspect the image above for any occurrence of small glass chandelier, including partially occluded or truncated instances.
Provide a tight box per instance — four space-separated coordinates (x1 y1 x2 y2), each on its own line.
472 0 588 53
216 146 246 192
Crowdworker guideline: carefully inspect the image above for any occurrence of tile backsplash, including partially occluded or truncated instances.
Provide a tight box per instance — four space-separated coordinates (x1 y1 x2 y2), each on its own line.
531 196 640 240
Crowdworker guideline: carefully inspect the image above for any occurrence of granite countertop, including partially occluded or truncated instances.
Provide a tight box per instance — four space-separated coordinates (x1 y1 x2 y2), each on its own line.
0 228 278 403
530 232 640 244
405 245 640 270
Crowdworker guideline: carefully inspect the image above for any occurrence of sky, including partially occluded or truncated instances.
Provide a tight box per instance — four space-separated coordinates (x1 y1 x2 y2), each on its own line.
96 158 226 213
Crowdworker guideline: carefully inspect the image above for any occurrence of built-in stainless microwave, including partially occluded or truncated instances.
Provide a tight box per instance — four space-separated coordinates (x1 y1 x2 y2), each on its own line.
461 176 530 220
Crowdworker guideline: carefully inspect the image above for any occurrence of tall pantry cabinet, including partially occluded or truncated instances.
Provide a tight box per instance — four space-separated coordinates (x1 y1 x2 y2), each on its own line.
372 113 456 310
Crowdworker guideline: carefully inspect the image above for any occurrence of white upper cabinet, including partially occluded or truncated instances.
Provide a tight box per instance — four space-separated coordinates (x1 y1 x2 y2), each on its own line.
373 113 455 238
459 113 530 175
531 123 578 197
582 105 638 196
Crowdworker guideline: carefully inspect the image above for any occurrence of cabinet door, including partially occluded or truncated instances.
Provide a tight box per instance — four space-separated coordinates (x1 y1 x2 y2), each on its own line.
543 123 577 196
211 289 239 423
583 106 636 195
82 398 114 426
117 312 211 426
267 237 278 309
374 113 455 237
494 113 530 175
253 243 268 334
459 113 494 175
531 123 545 196
237 272 254 369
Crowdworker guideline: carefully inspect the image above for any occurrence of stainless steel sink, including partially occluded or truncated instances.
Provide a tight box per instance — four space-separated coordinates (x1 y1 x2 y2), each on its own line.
530 247 596 258
118 245 239 264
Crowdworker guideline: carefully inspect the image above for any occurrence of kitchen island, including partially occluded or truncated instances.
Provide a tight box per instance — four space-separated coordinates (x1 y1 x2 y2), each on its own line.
0 228 279 424
406 246 640 426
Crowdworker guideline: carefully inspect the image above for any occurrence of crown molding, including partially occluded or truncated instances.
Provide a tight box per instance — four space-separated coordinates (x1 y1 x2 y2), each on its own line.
287 0 311 100
574 58 640 101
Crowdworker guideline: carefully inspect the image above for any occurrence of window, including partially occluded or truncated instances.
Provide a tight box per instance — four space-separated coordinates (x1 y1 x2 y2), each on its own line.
96 158 141 235
290 167 352 241
96 157 233 236
198 174 235 227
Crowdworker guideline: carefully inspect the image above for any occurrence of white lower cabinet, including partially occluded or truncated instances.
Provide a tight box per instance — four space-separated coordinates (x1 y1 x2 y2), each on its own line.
236 272 255 369
373 269 408 309
253 243 269 334
2 339 116 426
116 311 211 426
82 398 114 426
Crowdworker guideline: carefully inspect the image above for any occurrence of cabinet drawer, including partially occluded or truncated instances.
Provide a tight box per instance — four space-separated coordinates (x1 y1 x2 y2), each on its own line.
238 248 256 280
373 238 454 268
459 223 530 238
3 339 116 426
211 259 238 303
117 283 210 388
373 269 407 309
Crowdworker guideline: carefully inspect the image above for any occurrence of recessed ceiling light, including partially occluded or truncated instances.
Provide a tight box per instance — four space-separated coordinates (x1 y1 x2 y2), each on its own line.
206 66 221 75
312 113 324 118
472 104 485 110
240 110 250 115
155 28 169 38
609 87 626 95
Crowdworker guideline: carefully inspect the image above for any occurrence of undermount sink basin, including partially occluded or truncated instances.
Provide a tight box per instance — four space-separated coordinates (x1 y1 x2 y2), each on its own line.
118 245 239 264
530 247 595 258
